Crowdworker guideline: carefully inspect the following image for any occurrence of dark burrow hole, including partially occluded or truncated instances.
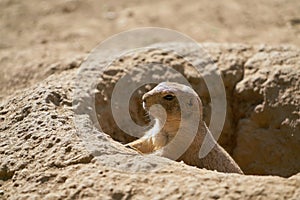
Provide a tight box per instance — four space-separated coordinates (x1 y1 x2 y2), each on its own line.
95 83 157 144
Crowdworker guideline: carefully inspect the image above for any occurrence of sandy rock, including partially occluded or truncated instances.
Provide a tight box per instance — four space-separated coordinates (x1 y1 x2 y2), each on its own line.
0 43 299 199
233 45 300 177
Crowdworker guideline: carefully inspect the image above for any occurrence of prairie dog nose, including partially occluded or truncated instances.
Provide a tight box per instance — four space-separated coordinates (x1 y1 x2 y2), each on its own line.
142 93 150 104
142 95 146 104
142 94 148 110
142 93 153 110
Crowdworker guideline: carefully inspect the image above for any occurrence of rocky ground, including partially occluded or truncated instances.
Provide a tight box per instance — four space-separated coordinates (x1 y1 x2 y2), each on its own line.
1 0 300 199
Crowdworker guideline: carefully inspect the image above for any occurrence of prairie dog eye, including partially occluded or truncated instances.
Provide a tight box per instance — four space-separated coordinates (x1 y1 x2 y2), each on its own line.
163 94 175 101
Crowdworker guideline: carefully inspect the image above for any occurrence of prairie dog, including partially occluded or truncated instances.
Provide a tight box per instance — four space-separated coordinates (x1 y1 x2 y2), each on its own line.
126 82 243 174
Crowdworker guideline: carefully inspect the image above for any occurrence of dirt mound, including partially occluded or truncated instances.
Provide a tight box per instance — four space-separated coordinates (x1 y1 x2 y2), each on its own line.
0 43 299 199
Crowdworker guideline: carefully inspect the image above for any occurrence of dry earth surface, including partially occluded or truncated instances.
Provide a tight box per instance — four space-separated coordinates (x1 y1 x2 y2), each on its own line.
1 0 300 199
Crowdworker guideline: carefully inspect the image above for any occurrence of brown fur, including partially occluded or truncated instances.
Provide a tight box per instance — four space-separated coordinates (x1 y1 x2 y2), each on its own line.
126 82 243 174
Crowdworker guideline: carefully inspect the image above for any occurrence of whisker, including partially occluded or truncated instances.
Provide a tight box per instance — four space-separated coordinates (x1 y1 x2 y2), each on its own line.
143 112 151 123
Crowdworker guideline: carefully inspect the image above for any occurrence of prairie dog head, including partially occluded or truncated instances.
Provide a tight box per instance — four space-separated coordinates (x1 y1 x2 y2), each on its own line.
142 82 203 123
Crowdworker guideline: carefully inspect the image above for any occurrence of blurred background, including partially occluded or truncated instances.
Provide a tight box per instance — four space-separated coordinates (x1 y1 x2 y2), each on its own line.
0 0 300 99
